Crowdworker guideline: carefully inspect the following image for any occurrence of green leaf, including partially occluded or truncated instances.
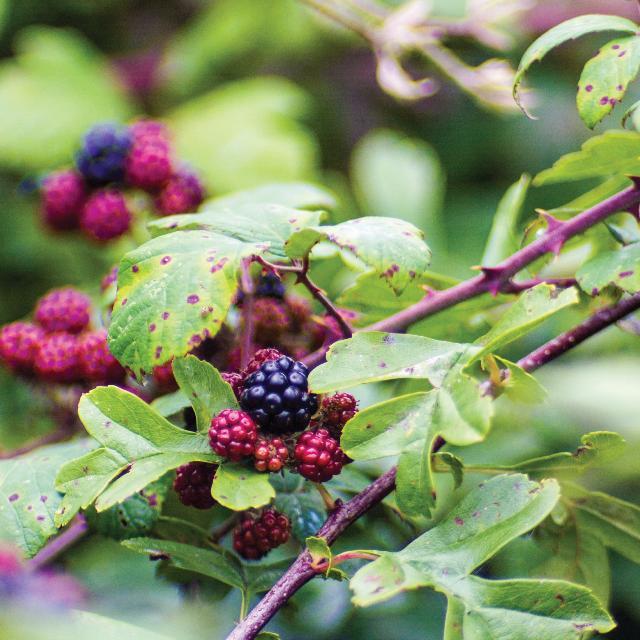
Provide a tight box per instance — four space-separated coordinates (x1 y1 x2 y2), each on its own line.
211 463 275 511
309 332 479 392
306 536 332 568
149 203 324 259
275 490 326 542
473 284 579 361
351 475 613 638
243 557 295 594
493 356 547 405
577 36 640 129
286 217 431 294
108 230 264 377
172 356 238 433
202 181 337 211
514 14 638 114
534 130 640 186
565 484 640 564
0 440 93 557
167 77 318 193
481 174 530 266
350 129 445 249
0 27 133 171
151 390 190 418
70 611 172 640
577 242 640 294
55 386 218 521
122 537 244 589
434 452 465 489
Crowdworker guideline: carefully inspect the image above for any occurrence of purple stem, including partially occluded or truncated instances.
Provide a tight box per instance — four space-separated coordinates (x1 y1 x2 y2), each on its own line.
303 182 640 368
240 260 255 370
29 515 88 571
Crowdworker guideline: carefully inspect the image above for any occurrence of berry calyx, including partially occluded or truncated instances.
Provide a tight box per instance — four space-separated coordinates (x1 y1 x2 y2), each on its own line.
232 508 290 560
241 356 318 433
0 322 44 374
155 168 204 215
40 170 86 231
254 437 289 473
124 135 173 191
34 332 80 383
208 409 258 461
252 298 290 342
80 188 132 241
77 329 125 383
242 348 285 377
221 371 244 400
173 462 217 509
318 393 358 438
34 287 92 334
294 428 347 482
75 122 132 185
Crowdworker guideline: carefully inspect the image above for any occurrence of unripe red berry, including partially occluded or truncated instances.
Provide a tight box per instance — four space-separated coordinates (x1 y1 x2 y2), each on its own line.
34 332 80 383
40 170 86 231
80 188 132 241
253 298 290 343
294 428 347 482
34 287 92 334
173 462 217 509
125 136 173 191
155 169 204 215
221 371 244 400
319 392 358 437
242 348 285 377
254 437 289 473
209 409 258 461
0 322 44 374
232 508 290 560
77 329 125 383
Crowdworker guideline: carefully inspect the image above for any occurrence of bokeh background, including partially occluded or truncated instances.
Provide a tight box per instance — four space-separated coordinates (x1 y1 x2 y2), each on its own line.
1 1 640 638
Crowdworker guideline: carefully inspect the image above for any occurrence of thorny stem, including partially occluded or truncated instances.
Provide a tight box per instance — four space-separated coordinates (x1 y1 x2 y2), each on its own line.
240 260 256 370
28 515 88 571
228 184 640 640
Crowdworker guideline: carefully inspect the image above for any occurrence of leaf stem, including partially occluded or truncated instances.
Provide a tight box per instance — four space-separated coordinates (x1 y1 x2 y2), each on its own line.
314 482 338 511
240 260 256 370
28 515 88 571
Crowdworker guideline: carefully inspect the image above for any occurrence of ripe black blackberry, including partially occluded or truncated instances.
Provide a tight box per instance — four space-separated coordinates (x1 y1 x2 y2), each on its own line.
232 508 290 560
173 462 217 509
240 355 318 433
255 272 286 299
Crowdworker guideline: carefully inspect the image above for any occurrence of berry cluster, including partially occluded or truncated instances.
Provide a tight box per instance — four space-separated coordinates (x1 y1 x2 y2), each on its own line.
233 509 291 560
40 120 205 241
0 287 124 386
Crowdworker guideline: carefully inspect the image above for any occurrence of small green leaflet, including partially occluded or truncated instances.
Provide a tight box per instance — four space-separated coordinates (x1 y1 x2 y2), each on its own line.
577 36 640 129
108 230 264 377
481 174 531 267
309 332 480 392
148 202 324 259
55 386 219 524
577 243 640 294
492 356 547 405
0 440 93 557
472 284 579 361
172 356 238 433
350 474 614 639
211 462 275 511
201 181 337 211
514 14 638 115
533 130 640 186
285 217 431 294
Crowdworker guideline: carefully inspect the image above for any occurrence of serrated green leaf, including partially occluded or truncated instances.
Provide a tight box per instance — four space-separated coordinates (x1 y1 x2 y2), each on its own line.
473 284 579 361
202 181 337 211
481 174 531 266
434 452 465 489
55 386 218 519
577 36 640 129
351 475 613 638
108 230 264 377
286 217 431 294
275 491 326 542
148 203 325 259
122 537 244 589
0 440 93 557
534 130 640 186
150 390 191 418
309 332 479 392
565 484 640 564
211 462 275 511
307 536 332 566
172 356 238 433
577 242 640 294
514 14 638 114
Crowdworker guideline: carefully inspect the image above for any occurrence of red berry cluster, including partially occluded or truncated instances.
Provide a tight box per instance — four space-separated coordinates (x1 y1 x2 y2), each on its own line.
40 119 205 242
232 509 291 560
0 287 124 386
173 462 217 510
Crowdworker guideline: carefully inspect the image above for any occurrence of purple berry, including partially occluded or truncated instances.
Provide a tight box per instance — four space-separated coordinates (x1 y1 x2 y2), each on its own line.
0 322 44 374
35 332 80 383
35 287 92 334
75 123 132 185
80 188 132 241
155 169 204 215
40 170 86 231
77 329 125 383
